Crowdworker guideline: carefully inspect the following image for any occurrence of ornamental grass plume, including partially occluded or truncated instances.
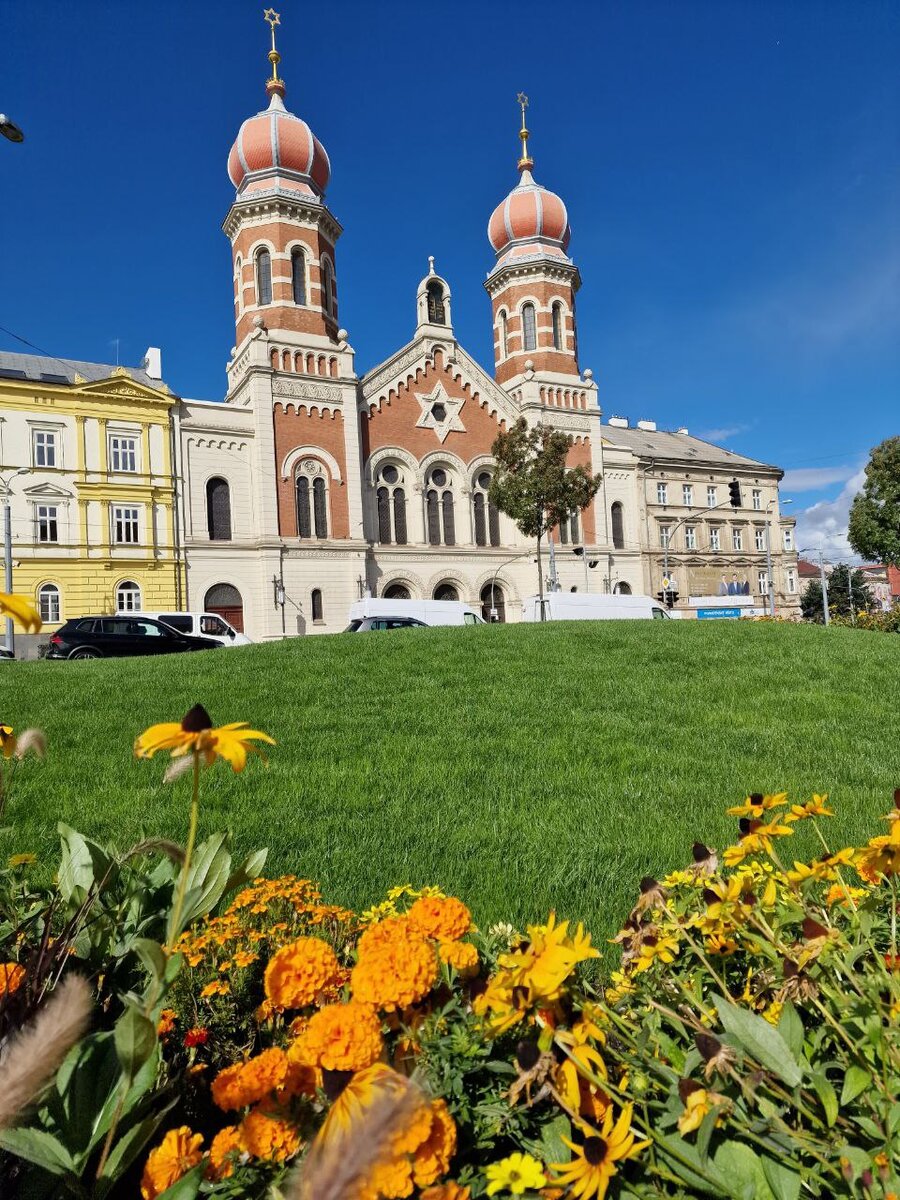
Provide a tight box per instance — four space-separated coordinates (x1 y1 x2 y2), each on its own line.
0 974 92 1130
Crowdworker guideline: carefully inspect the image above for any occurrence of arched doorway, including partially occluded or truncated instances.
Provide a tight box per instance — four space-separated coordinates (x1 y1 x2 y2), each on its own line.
383 582 411 600
480 581 506 623
614 581 632 595
205 583 244 632
433 582 459 602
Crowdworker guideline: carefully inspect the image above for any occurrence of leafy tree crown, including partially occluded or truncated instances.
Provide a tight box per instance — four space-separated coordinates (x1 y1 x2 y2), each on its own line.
848 436 900 566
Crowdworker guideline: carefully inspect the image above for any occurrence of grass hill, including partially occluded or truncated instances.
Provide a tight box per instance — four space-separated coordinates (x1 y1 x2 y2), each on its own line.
3 621 897 944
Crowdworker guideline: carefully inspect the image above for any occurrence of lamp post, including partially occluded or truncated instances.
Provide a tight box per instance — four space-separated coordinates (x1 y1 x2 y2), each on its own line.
487 549 535 621
1 467 30 654
800 546 831 626
765 498 792 617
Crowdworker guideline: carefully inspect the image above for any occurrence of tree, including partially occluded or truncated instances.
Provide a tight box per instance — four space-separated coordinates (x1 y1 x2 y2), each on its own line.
800 562 873 623
848 436 900 566
489 420 602 616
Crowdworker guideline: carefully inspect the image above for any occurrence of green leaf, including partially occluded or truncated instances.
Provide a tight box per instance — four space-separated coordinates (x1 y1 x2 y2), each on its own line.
810 1069 838 1127
840 1064 871 1106
760 1157 801 1200
156 1163 204 1199
712 1140 776 1200
57 823 112 901
114 1003 157 1079
652 1131 731 1196
776 1001 804 1062
225 847 268 894
538 1113 571 1166
133 937 166 986
168 832 232 938
96 1101 176 1195
0 1127 75 1175
712 995 804 1087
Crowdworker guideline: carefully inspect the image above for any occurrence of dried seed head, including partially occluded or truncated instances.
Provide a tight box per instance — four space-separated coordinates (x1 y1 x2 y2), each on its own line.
13 729 45 759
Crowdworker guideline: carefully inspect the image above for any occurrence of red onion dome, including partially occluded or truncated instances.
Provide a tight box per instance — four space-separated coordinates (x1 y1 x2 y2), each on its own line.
488 168 570 257
227 93 331 199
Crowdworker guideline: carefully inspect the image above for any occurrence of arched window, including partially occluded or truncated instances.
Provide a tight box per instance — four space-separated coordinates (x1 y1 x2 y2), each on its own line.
116 580 141 612
481 581 506 623
393 488 407 545
558 515 569 545
311 588 323 622
434 583 459 601
295 464 328 539
206 477 232 541
205 583 244 632
255 248 272 306
442 491 455 546
374 464 407 545
291 248 306 305
551 302 563 350
521 302 537 352
426 280 446 324
321 258 335 317
426 489 440 545
499 310 508 358
384 582 411 600
570 509 580 544
615 581 632 595
611 502 625 550
38 582 60 623
473 470 500 547
426 467 455 546
377 487 391 543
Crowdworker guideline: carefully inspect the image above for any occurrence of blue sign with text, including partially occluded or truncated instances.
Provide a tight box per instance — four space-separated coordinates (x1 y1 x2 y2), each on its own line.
697 608 742 620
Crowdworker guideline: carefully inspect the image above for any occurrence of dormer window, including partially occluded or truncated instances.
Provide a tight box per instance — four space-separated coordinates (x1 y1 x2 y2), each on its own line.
426 280 446 324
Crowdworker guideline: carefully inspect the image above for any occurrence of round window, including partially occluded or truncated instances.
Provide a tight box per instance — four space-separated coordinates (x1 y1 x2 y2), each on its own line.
477 471 492 490
431 468 447 488
382 464 399 484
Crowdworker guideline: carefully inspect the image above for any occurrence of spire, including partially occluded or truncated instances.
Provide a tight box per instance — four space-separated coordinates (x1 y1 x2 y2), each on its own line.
516 92 534 174
263 8 286 99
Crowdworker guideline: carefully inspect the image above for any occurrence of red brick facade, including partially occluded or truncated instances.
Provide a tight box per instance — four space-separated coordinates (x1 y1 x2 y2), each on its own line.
273 404 350 538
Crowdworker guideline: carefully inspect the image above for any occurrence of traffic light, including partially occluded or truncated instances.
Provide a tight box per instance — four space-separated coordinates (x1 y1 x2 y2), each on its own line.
728 480 742 508
657 589 679 609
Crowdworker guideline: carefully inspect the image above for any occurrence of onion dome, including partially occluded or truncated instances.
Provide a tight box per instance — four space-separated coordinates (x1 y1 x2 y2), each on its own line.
487 93 571 262
227 9 330 199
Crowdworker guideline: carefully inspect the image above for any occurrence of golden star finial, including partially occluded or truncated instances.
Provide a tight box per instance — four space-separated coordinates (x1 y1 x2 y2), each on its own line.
516 92 533 173
262 8 285 98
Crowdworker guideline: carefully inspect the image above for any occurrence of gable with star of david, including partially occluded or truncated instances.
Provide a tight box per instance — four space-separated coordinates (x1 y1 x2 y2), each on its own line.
414 382 465 444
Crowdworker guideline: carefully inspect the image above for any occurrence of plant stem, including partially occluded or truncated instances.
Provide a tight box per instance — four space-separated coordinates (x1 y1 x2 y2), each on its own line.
168 752 200 947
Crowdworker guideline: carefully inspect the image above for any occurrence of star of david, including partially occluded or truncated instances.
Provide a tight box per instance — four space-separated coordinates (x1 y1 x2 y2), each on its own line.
414 383 465 444
263 8 281 29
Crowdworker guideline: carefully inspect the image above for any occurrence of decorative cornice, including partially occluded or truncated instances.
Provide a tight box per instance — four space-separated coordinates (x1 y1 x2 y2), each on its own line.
223 192 343 243
272 376 342 404
485 257 581 296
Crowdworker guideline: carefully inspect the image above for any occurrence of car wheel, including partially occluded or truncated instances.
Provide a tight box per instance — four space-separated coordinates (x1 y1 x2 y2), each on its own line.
70 647 101 660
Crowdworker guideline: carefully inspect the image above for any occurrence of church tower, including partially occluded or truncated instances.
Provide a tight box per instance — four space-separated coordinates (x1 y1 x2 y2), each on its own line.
485 96 582 387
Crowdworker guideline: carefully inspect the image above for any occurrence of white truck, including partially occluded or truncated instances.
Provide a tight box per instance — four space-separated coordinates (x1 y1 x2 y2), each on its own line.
521 593 670 622
346 599 485 630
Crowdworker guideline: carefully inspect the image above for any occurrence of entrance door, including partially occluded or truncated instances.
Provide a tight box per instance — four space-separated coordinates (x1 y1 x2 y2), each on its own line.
481 582 506 623
204 584 244 633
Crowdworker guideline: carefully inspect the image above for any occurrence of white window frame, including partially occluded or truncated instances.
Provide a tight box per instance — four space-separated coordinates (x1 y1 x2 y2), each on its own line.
112 505 140 545
38 583 61 623
710 527 721 552
684 525 697 550
758 571 769 595
36 504 59 544
783 528 794 551
754 527 766 551
786 568 797 594
732 528 743 551
707 485 717 508
32 428 58 469
752 488 762 511
659 525 671 548
116 581 142 612
109 433 139 474
682 484 693 507
656 482 668 505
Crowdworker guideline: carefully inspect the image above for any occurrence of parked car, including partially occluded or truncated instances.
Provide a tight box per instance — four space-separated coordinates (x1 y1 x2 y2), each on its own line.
141 611 251 647
0 646 13 661
521 593 671 621
347 600 485 628
46 616 222 660
344 616 428 632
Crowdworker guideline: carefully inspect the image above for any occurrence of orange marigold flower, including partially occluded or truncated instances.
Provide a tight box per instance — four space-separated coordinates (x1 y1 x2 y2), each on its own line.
408 896 472 942
207 1125 244 1181
420 1185 471 1200
302 1001 384 1071
140 1126 204 1200
239 1106 302 1162
264 937 340 1009
358 916 417 956
233 950 258 969
351 936 437 1012
412 1100 457 1187
156 1008 177 1036
211 1048 287 1111
0 962 25 996
438 940 479 977
184 1027 208 1048
200 980 230 999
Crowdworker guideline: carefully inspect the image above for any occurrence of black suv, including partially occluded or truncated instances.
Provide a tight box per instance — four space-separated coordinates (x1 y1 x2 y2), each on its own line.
47 616 221 660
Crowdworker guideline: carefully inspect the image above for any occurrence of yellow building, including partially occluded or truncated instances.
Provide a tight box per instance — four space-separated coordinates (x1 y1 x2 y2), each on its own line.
0 349 182 653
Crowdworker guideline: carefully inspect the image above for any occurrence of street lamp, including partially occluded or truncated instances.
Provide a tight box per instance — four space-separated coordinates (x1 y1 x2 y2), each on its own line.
765 498 792 617
0 114 25 143
572 545 599 593
800 545 831 626
1 467 31 654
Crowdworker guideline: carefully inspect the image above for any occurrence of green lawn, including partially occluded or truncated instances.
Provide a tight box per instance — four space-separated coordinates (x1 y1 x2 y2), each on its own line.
2 622 897 945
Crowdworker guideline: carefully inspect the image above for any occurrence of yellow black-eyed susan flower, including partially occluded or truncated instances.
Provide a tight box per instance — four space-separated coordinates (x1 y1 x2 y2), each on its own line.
134 704 274 773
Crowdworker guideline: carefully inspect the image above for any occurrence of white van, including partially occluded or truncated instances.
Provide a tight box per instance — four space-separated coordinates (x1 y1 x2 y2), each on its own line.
142 612 252 647
347 599 485 629
521 593 670 622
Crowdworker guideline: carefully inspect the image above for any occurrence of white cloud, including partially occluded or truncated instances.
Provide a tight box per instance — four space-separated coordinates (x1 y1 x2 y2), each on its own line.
780 465 859 492
696 424 751 443
794 469 867 562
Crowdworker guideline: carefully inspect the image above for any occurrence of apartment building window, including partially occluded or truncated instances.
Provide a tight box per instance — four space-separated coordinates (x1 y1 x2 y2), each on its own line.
116 580 141 611
682 484 693 507
660 525 671 548
656 482 668 505
707 485 717 507
112 505 139 545
38 583 60 623
710 527 721 551
33 429 58 468
732 528 743 551
752 488 762 511
109 434 138 473
786 568 797 593
755 527 766 551
36 504 58 543
684 525 697 550
758 571 769 595
783 528 794 551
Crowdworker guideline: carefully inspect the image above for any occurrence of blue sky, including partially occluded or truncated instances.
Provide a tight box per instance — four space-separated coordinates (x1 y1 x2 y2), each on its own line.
2 1 898 559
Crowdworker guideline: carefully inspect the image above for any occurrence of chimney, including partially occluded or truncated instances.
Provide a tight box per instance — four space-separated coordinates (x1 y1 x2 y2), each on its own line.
142 346 162 380
608 415 629 428
676 427 689 435
636 419 657 431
